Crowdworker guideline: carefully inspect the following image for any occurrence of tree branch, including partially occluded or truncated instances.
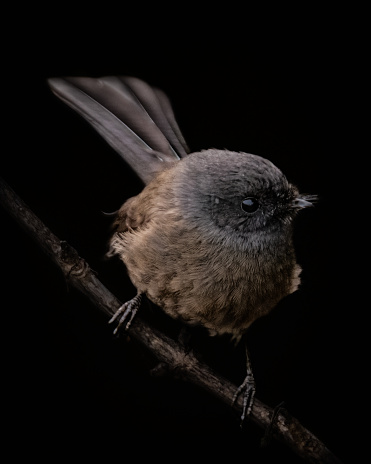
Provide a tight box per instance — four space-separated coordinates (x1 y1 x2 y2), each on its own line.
0 176 342 464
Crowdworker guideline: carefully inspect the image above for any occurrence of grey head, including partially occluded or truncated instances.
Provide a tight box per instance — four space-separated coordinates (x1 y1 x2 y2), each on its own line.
173 149 315 242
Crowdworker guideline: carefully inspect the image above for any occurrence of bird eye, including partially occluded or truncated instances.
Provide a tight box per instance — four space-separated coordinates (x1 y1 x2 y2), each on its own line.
241 197 259 213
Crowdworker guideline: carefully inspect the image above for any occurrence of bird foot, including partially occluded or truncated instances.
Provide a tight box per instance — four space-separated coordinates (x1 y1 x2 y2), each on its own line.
108 293 143 334
232 369 256 426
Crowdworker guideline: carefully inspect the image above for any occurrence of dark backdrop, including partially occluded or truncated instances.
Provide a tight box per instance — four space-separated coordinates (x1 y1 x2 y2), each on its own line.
1 23 362 464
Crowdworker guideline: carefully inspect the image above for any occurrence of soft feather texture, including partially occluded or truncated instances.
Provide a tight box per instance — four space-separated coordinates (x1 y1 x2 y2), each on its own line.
48 76 188 184
109 149 302 340
48 76 313 341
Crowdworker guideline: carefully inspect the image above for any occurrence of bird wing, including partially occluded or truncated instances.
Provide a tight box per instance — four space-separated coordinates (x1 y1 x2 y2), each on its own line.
48 76 190 185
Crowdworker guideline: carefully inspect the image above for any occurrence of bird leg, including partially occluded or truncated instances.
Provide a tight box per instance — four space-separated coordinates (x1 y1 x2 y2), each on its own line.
232 344 256 425
108 292 143 334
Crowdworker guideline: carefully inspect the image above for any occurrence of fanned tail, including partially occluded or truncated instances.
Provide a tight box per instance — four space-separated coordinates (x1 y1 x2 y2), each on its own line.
48 76 190 185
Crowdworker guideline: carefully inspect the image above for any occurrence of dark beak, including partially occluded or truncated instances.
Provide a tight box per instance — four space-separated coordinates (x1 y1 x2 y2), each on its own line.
292 195 317 210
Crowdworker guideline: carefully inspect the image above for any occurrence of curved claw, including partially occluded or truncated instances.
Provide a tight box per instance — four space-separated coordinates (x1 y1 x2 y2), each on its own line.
232 371 256 425
109 293 143 334
232 344 256 425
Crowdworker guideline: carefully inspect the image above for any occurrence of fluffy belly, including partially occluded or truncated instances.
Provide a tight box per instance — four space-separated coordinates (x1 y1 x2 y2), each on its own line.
110 225 301 339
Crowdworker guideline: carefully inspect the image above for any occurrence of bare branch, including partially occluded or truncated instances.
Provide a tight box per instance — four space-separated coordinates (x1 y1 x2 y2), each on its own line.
0 176 343 464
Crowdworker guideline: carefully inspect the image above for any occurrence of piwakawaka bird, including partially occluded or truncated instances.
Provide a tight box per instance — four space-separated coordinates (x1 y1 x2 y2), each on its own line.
48 76 316 422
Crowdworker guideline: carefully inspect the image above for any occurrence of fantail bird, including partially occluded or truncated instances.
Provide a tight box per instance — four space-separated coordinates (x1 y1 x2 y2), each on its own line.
48 75 316 422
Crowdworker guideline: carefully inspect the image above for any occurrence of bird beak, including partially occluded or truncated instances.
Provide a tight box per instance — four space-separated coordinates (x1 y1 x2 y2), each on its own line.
292 195 317 210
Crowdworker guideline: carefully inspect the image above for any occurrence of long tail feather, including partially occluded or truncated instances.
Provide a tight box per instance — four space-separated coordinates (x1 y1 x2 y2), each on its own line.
48 76 189 185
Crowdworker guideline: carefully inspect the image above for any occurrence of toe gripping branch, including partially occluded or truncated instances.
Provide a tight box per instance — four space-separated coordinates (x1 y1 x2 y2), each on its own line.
110 293 256 425
232 345 256 425
108 292 143 334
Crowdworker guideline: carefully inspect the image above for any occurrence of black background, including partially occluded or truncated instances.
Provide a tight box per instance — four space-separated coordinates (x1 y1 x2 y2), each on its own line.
1 16 363 464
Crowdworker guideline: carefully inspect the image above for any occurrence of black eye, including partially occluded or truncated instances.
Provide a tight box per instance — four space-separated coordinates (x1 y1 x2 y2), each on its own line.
241 197 259 213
